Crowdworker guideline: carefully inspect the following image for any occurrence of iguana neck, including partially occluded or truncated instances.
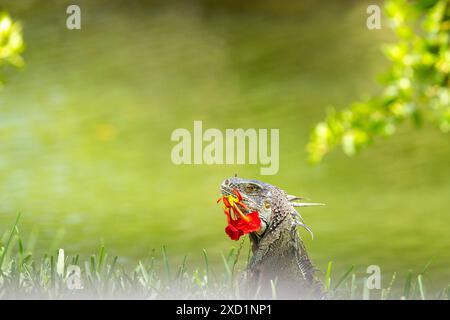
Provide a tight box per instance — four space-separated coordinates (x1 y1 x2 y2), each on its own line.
248 187 323 298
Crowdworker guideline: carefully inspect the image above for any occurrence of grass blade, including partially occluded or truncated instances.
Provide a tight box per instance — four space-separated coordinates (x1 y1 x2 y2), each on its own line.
202 249 209 284
176 255 188 281
350 273 356 300
231 240 244 277
97 245 105 273
106 256 118 281
363 278 370 300
325 261 333 291
221 253 232 281
139 261 149 285
418 275 426 300
162 245 171 281
0 213 21 270
333 265 354 292
381 272 396 300
270 279 277 300
56 249 64 277
403 270 412 300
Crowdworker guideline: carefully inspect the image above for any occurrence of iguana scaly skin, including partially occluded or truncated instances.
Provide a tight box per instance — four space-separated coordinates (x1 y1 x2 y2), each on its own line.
220 177 325 299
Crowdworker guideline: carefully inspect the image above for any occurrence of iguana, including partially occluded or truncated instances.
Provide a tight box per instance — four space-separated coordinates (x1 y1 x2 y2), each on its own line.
220 176 325 299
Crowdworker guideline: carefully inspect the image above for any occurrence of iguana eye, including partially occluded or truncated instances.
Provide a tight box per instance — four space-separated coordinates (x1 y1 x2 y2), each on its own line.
246 184 258 193
264 201 271 209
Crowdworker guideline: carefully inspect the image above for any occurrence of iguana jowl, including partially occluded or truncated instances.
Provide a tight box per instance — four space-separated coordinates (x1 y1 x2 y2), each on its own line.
220 176 325 299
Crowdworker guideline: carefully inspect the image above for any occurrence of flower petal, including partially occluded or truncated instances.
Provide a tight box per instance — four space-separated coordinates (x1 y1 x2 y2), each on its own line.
233 189 242 201
225 223 243 241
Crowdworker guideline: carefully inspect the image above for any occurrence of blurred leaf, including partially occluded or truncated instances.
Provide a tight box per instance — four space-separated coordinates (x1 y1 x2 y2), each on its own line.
308 0 450 163
0 12 24 82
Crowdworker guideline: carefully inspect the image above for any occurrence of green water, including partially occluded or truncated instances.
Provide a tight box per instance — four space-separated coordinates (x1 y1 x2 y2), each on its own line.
0 0 449 287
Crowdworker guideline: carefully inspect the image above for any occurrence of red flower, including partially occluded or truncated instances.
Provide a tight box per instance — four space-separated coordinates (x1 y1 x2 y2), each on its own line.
218 189 261 241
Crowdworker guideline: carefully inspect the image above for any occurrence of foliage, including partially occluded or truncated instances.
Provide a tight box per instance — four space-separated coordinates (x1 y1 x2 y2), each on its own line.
308 0 450 163
0 12 24 84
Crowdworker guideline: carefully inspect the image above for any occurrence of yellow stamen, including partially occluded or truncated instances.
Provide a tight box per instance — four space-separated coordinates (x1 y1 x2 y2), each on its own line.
223 194 250 222
226 195 239 207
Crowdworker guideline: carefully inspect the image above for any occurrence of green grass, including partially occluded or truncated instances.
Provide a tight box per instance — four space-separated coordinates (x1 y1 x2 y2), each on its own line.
1 218 448 300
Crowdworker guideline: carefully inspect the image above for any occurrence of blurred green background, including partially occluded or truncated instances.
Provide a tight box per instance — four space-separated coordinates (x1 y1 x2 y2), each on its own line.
0 0 449 287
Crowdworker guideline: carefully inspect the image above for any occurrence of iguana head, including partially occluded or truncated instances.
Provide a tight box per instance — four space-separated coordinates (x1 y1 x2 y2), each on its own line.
220 177 272 237
220 176 323 239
